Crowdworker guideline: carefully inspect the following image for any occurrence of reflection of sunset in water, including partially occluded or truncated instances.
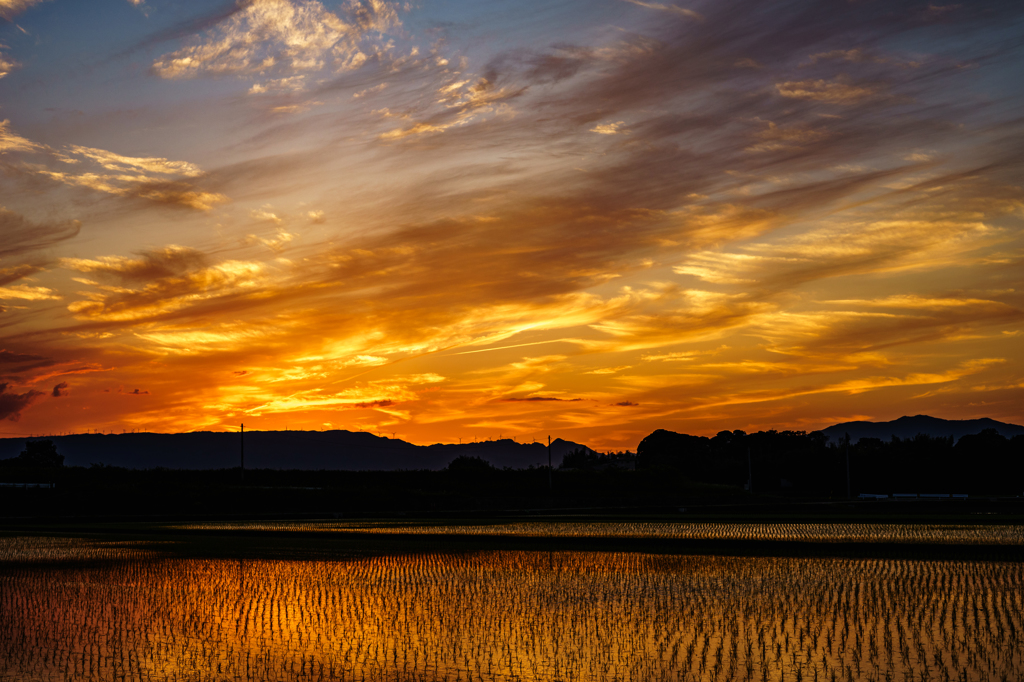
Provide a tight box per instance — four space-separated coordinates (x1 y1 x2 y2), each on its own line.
1 541 1022 681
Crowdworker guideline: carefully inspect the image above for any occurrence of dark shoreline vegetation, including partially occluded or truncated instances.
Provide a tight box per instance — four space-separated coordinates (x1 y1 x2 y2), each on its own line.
2 463 1024 520
4 510 1024 564
1 424 1023 525
5 527 1024 565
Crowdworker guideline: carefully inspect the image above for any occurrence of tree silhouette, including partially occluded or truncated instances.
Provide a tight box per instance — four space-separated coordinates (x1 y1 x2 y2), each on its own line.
16 440 64 468
446 455 494 473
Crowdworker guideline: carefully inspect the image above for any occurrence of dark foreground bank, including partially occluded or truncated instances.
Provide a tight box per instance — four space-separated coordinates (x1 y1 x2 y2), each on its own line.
3 463 1024 523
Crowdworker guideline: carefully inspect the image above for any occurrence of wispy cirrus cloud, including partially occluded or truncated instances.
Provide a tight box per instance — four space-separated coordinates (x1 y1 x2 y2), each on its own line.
0 349 55 378
675 177 1019 292
0 119 37 152
621 0 701 20
0 52 18 80
0 207 80 259
1 121 226 211
67 145 204 177
245 373 443 416
61 246 266 322
775 78 878 104
376 76 525 141
677 359 1007 412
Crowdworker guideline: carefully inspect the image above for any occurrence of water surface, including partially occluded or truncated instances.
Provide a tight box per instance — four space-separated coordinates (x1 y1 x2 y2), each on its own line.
178 519 1024 545
1 534 1021 681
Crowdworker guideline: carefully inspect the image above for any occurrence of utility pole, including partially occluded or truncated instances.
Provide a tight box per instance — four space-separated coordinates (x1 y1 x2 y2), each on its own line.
747 446 753 494
240 423 245 483
844 432 851 499
547 435 552 492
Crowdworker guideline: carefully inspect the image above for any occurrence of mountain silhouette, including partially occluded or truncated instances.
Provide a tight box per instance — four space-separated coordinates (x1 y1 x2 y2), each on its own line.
821 415 1024 445
0 431 593 471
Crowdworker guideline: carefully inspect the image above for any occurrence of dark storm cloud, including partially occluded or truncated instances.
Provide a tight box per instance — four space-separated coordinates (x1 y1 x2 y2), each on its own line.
51 381 68 397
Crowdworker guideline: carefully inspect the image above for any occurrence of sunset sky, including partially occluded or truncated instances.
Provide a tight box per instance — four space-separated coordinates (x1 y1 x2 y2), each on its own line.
1 0 1022 451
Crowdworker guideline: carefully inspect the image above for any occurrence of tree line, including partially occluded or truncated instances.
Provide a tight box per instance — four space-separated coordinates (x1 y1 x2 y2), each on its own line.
2 430 1021 518
636 428 1024 495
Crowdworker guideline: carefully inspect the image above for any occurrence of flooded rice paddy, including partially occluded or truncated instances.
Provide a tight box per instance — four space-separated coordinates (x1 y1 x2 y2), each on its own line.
178 519 1024 545
1 525 1023 682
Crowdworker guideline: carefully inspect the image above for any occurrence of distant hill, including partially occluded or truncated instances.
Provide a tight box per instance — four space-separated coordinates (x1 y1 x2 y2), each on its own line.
0 431 594 471
821 415 1024 445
